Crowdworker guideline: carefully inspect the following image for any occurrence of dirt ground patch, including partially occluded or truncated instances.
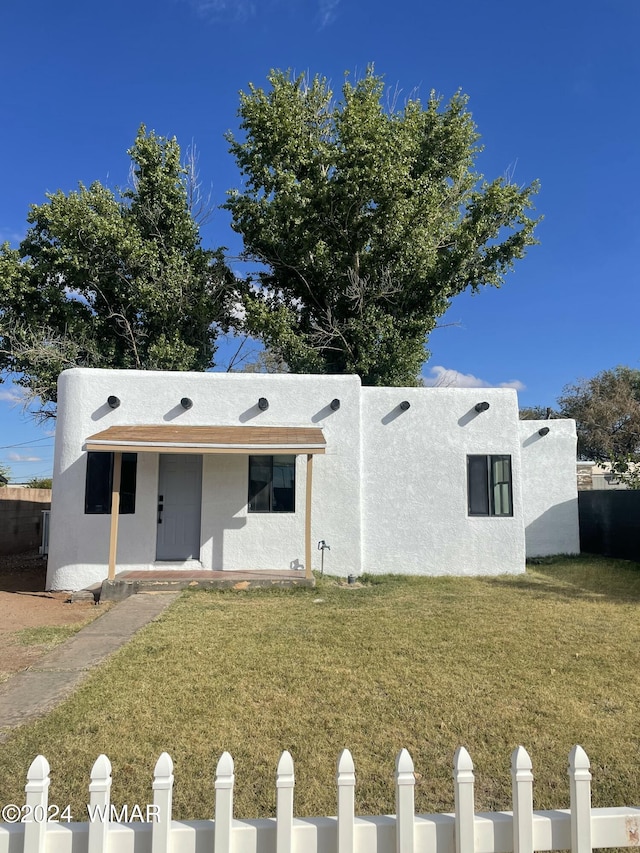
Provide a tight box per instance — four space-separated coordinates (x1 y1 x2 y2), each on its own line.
0 551 101 681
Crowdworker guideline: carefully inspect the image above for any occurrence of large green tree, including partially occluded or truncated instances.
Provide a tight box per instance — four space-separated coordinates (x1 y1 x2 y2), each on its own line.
0 126 235 417
558 366 640 488
226 67 540 385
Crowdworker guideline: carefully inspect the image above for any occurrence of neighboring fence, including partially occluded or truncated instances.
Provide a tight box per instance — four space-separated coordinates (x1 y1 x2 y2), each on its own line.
0 488 51 556
2 745 640 853
39 510 50 556
578 490 640 562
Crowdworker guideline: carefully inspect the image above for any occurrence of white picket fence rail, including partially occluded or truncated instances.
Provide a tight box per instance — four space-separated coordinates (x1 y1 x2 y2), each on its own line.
1 744 640 853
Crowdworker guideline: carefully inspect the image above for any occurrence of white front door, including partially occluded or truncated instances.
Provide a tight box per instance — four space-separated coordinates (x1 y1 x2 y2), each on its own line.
156 454 203 561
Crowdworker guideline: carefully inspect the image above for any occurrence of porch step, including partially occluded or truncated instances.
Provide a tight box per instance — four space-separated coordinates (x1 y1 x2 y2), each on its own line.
99 571 315 602
69 583 102 603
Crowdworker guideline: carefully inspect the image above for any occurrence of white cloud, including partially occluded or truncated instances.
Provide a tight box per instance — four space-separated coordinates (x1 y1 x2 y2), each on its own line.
8 453 42 463
0 388 25 404
229 299 246 324
317 0 339 28
181 0 256 21
423 365 525 392
498 378 526 391
179 0 340 28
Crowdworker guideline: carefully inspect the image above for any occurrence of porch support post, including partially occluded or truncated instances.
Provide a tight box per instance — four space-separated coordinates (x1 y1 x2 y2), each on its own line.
107 452 122 581
305 453 313 580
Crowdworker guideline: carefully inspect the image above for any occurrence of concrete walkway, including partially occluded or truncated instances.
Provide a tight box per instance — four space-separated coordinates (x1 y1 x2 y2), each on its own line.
0 592 179 742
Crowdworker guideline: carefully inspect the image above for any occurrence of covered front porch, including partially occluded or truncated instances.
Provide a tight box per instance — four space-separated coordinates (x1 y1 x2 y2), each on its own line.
84 425 326 595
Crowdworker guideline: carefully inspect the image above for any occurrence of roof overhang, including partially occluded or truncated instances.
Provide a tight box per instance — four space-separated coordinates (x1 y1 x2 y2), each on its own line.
85 425 326 455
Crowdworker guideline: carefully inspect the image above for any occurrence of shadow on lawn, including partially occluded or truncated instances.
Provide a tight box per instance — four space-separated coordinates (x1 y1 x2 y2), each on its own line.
485 554 640 604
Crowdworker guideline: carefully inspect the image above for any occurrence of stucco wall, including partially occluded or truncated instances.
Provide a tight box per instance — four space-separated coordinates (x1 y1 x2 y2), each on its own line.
518 419 580 556
48 369 577 590
47 369 362 589
361 388 526 576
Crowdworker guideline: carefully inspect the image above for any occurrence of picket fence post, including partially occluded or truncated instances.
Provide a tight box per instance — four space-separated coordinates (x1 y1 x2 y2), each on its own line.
23 755 50 853
276 751 295 853
395 748 415 853
337 749 356 853
88 754 112 853
1 741 610 853
454 747 475 853
569 745 592 853
152 752 174 853
215 752 235 853
511 746 534 853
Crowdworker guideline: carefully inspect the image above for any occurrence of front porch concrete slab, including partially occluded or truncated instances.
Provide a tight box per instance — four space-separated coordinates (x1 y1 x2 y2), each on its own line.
100 569 315 601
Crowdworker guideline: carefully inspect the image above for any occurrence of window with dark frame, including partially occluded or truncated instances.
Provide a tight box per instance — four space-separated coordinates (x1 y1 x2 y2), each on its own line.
84 452 137 514
248 455 295 513
467 454 513 517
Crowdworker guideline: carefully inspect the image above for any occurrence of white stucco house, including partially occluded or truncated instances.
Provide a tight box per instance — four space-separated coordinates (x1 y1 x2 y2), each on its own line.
46 368 580 591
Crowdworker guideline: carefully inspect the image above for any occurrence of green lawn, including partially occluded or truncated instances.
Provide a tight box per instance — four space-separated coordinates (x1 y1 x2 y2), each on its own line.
16 625 88 649
1 555 639 821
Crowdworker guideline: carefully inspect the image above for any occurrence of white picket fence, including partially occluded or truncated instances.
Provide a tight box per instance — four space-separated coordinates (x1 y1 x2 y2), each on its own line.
1 744 640 853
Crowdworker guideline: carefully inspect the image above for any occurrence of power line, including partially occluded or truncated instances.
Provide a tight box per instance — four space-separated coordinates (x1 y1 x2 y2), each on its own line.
8 467 53 482
1 459 50 465
0 437 54 449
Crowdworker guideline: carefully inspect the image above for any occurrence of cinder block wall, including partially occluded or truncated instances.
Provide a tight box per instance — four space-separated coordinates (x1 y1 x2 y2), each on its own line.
0 488 51 555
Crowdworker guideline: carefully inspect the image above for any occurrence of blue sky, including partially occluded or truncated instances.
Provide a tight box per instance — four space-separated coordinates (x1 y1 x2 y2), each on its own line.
1 0 639 481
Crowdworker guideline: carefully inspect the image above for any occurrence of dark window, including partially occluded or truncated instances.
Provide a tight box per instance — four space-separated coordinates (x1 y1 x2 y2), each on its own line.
85 452 137 514
467 455 513 517
248 455 295 513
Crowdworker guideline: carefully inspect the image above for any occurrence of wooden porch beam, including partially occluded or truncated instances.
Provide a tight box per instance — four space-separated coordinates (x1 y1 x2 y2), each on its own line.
305 453 313 581
107 451 122 581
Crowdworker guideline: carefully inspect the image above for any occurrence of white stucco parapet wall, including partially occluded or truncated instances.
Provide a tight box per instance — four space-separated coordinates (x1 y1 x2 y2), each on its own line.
518 419 580 557
47 369 362 590
361 386 526 576
46 369 580 590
